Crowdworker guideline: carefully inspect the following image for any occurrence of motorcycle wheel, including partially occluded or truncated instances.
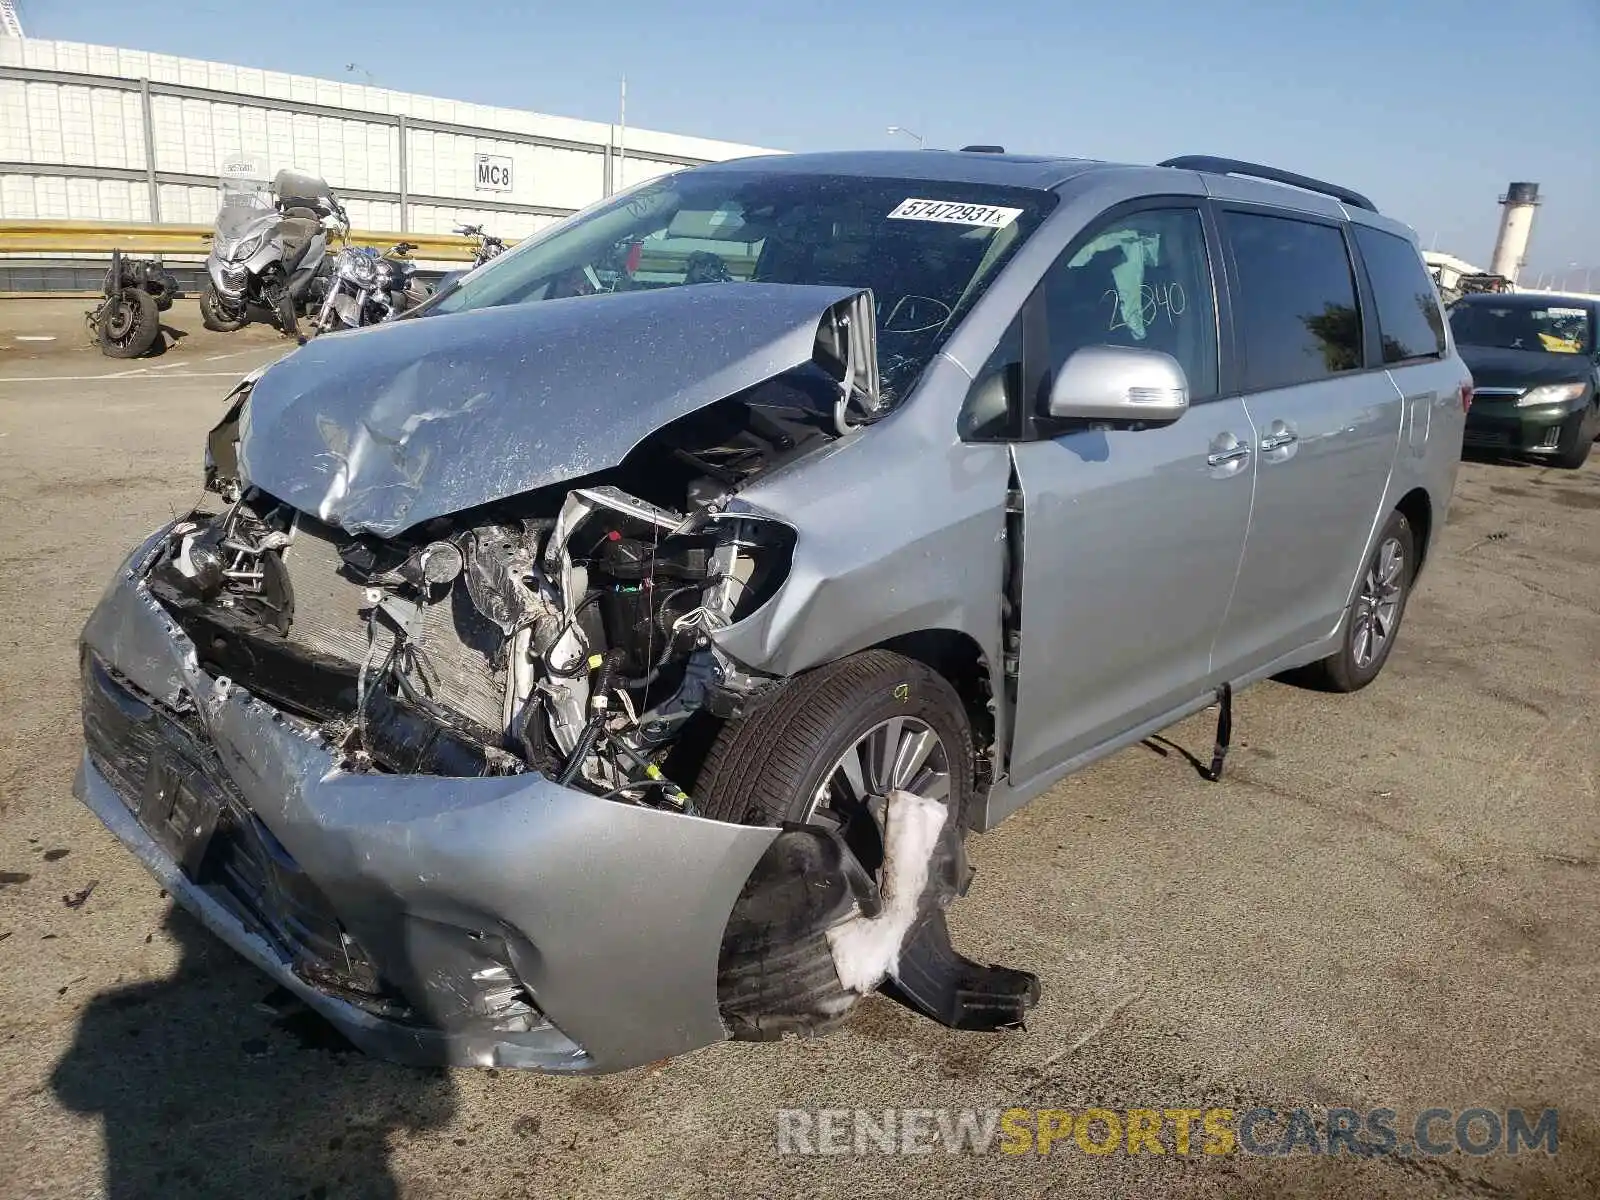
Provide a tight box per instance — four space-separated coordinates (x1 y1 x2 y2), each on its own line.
200 281 248 332
96 288 161 359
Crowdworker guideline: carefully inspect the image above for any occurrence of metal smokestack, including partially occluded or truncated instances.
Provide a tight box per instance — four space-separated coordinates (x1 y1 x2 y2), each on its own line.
1490 182 1540 284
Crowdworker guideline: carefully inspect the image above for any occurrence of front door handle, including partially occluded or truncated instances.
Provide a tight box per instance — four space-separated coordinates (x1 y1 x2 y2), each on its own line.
1207 444 1252 467
1260 430 1298 452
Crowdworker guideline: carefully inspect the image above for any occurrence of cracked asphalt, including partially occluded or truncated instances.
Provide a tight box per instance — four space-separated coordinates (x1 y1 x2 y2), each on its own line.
1 299 1597 1198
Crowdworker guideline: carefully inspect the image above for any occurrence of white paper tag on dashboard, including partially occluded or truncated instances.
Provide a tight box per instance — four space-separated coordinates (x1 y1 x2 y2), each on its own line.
887 198 1023 228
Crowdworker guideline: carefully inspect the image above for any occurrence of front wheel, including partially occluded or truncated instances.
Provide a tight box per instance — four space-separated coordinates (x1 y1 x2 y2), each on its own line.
1552 405 1597 470
1304 510 1415 693
199 281 247 332
694 651 972 871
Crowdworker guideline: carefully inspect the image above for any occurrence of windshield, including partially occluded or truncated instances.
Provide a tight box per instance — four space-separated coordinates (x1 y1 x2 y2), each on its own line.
1449 301 1593 355
431 171 1055 399
217 177 272 218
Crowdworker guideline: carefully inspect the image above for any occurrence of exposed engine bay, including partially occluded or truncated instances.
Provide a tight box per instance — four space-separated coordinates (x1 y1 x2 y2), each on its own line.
149 356 856 806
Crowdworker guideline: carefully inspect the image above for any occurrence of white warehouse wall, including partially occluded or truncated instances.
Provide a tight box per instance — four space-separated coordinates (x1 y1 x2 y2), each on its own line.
0 38 780 238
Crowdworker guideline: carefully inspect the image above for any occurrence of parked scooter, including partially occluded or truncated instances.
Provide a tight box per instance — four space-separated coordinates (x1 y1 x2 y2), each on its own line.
200 167 349 339
311 241 427 333
86 249 181 358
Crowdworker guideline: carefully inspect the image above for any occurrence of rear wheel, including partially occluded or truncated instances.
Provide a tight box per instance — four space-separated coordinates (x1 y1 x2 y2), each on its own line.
271 285 301 341
695 650 972 867
1303 509 1415 693
96 288 160 358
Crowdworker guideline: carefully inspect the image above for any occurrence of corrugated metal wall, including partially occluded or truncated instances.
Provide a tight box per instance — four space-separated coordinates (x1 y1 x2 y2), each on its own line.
0 38 778 239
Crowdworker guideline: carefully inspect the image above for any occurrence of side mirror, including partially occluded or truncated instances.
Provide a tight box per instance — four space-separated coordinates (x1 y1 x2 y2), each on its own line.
1046 345 1189 426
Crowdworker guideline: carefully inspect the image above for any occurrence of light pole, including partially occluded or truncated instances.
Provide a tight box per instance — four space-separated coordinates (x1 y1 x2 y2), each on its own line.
887 125 925 148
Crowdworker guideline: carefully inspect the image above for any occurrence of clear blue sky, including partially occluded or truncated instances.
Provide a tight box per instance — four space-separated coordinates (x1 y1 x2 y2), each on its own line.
22 0 1600 279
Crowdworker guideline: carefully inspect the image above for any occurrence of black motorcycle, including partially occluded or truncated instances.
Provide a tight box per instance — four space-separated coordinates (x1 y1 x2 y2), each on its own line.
87 249 181 358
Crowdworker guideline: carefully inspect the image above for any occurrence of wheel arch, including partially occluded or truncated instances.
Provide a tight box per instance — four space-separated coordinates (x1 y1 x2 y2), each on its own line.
1394 486 1433 579
870 629 998 796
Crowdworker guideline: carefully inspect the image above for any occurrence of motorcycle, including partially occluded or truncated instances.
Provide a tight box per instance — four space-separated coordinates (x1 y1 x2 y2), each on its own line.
86 248 181 358
200 167 349 339
311 241 427 333
454 222 507 268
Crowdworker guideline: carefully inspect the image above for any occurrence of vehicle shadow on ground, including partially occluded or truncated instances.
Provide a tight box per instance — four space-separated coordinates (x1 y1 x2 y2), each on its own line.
50 906 455 1199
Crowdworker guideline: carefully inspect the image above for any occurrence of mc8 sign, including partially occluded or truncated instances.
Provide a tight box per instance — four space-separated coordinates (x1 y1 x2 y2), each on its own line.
475 154 513 192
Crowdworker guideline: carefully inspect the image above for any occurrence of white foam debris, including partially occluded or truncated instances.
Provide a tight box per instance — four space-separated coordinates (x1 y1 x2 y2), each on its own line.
825 788 946 994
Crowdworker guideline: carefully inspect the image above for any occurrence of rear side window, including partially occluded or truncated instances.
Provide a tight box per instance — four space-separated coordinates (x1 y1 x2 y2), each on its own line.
1353 226 1447 362
1223 212 1363 392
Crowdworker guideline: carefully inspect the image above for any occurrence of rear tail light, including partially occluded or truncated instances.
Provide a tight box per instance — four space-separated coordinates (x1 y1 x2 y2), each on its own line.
1459 381 1473 412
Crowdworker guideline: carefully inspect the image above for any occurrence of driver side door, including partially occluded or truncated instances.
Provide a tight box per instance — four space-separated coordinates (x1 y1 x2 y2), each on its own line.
997 201 1257 788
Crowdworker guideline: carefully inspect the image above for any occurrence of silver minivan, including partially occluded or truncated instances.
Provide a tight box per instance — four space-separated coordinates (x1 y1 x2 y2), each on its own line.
77 150 1469 1073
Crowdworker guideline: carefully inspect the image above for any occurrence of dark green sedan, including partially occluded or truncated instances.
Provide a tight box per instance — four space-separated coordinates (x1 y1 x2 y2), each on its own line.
1451 293 1600 469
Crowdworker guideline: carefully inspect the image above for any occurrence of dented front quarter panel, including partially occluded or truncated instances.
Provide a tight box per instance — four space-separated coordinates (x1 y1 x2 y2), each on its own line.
237 282 861 536
79 563 781 1073
715 353 1010 692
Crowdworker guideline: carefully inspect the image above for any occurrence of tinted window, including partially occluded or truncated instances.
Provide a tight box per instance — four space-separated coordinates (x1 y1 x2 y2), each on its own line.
1224 212 1363 391
1353 225 1446 362
1039 207 1219 400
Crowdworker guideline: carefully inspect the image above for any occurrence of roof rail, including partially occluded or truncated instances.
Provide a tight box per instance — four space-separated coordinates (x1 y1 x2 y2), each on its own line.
960 144 1006 154
1157 155 1377 213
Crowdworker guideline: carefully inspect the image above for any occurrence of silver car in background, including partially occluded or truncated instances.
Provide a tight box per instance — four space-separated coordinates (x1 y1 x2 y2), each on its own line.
76 149 1468 1073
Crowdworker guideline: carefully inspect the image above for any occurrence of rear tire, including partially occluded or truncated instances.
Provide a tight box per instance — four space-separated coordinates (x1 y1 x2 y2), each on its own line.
199 281 247 332
1303 510 1415 693
694 650 973 854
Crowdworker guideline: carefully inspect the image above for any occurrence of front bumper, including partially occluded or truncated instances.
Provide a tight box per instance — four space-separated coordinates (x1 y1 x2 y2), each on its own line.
206 257 249 300
1463 396 1589 455
75 531 779 1073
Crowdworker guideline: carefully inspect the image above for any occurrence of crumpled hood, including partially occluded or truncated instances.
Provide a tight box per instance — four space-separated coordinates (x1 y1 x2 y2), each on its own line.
237 282 859 537
1459 344 1596 391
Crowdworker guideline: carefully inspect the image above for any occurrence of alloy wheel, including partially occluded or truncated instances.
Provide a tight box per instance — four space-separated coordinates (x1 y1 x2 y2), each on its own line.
807 716 951 873
1351 536 1405 669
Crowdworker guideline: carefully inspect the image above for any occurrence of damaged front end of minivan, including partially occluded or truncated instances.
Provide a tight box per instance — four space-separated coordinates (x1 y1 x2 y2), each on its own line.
76 282 1036 1072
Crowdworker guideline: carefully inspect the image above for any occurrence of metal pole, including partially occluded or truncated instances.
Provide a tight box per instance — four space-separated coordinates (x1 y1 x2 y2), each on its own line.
139 78 160 223
617 76 626 192
396 114 409 232
603 129 614 197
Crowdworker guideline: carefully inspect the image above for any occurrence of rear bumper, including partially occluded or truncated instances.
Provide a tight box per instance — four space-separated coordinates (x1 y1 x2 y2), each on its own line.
75 530 779 1073
1463 398 1589 455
